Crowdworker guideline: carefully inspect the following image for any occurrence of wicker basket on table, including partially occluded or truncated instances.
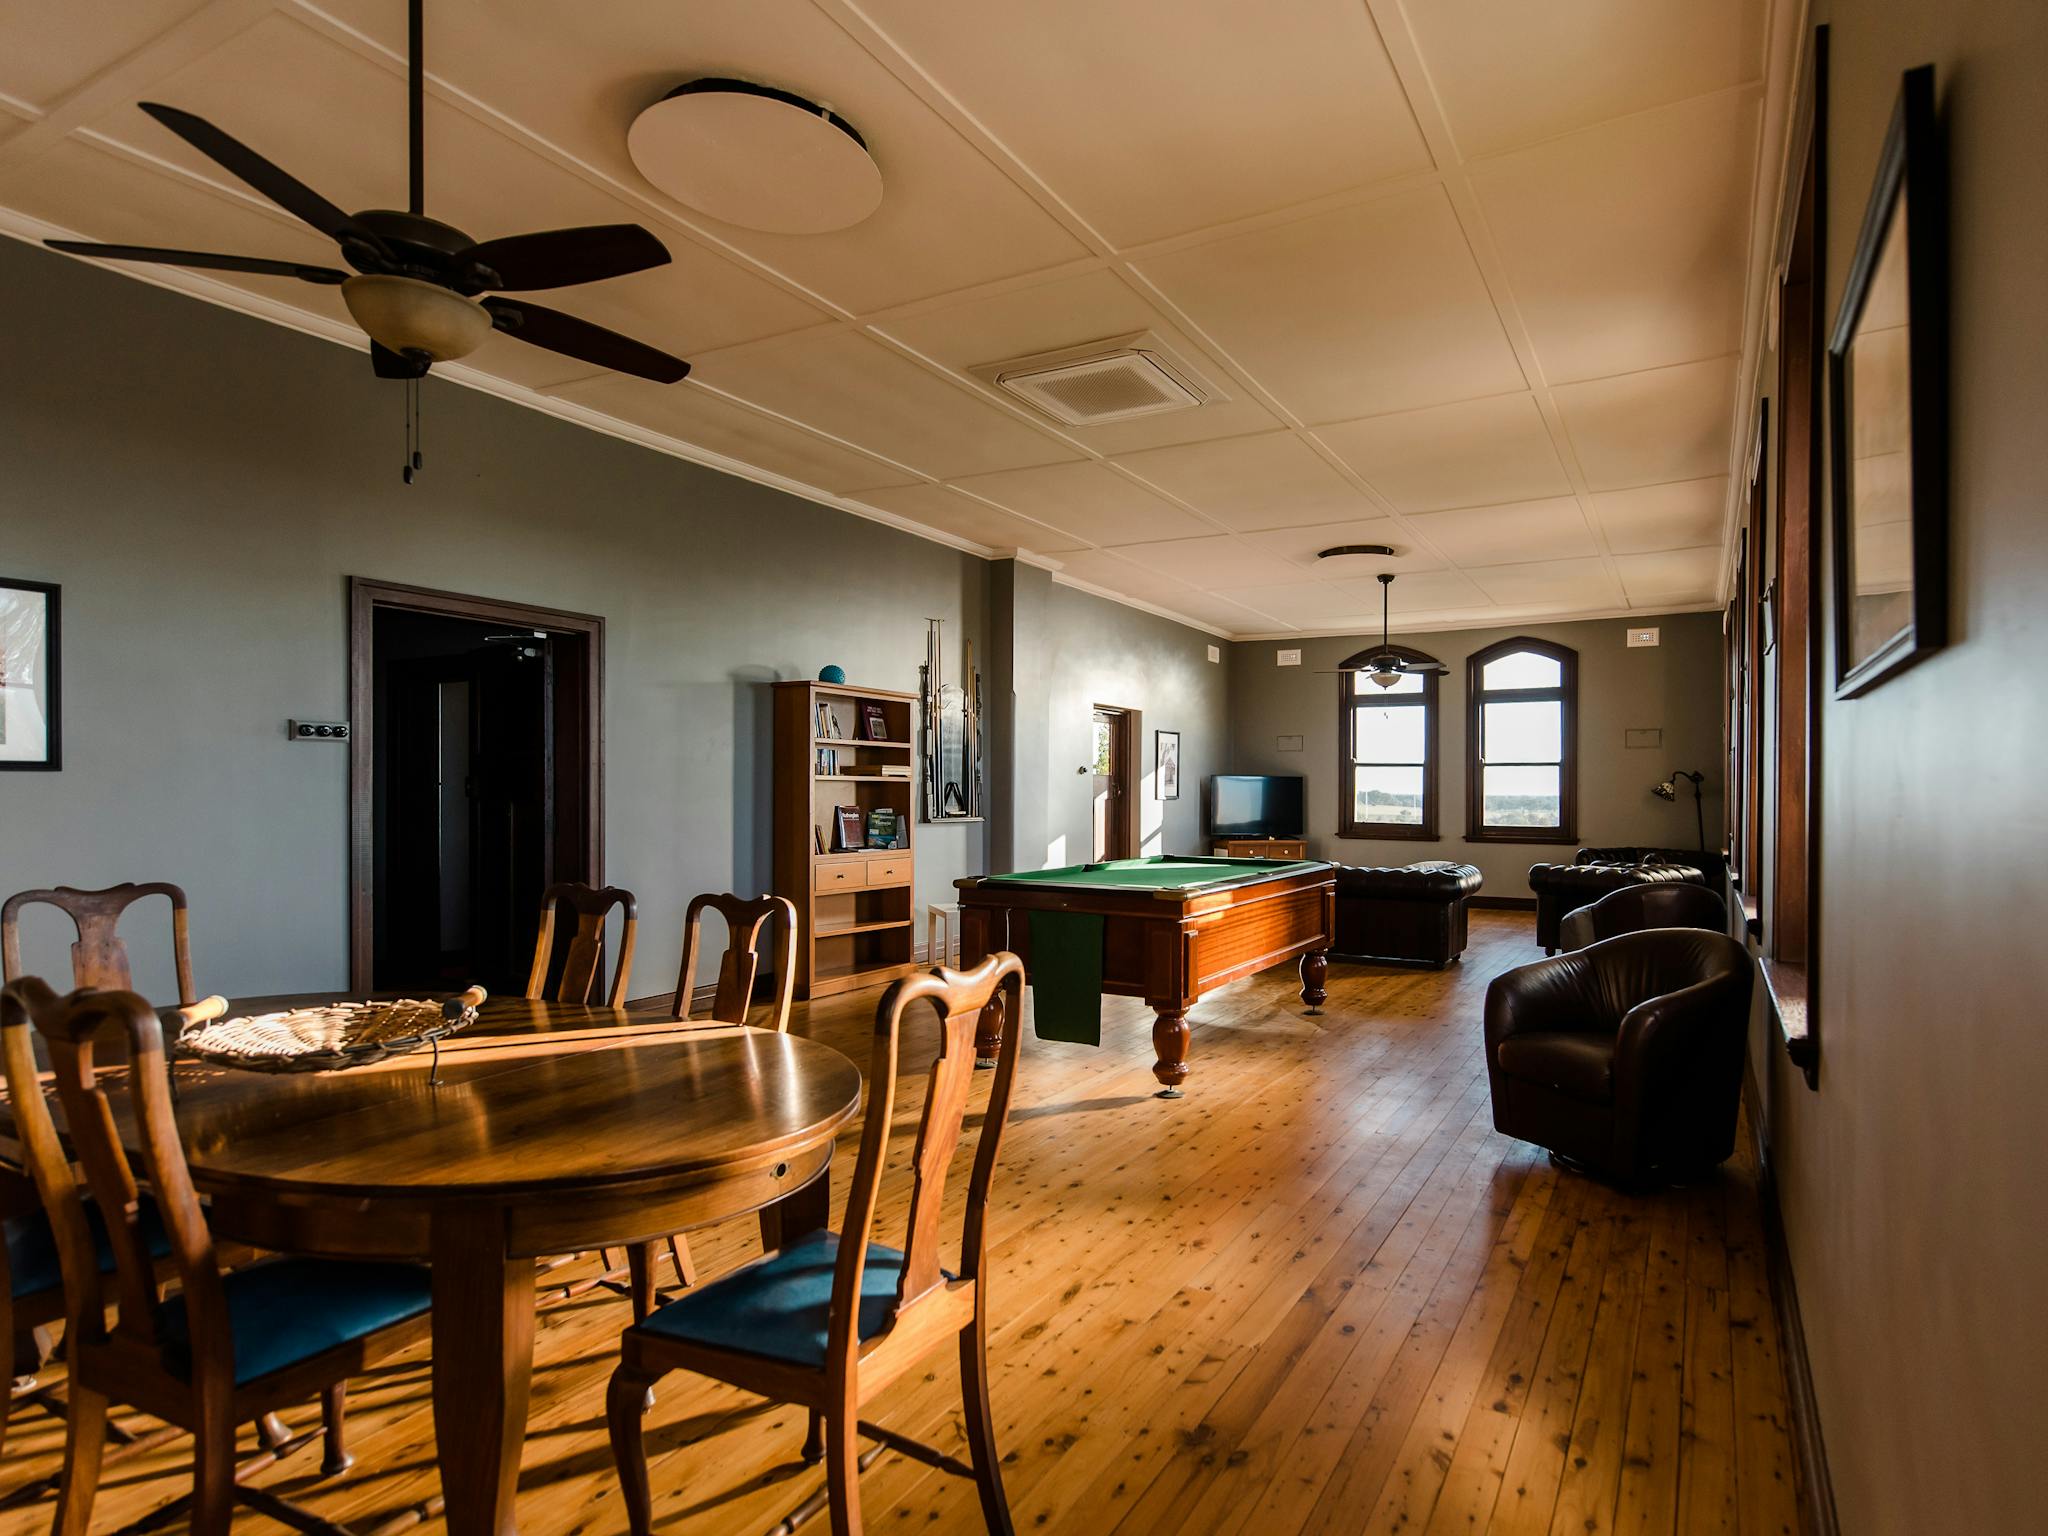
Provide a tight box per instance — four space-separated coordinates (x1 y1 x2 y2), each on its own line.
175 985 487 1074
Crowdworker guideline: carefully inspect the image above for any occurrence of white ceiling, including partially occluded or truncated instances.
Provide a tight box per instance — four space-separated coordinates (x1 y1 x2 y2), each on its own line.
0 0 1770 638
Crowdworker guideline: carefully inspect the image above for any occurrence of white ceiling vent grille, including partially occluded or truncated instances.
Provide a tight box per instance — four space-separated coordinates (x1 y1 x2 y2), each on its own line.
974 333 1221 426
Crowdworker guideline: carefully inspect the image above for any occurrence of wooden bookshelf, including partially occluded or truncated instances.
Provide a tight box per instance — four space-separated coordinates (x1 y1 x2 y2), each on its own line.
772 680 920 1000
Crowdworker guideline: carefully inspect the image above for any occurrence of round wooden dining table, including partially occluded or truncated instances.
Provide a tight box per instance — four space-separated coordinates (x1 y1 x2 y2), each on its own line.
45 995 863 1536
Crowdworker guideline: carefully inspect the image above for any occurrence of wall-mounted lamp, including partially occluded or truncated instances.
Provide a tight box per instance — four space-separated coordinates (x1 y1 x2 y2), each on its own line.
1652 769 1708 852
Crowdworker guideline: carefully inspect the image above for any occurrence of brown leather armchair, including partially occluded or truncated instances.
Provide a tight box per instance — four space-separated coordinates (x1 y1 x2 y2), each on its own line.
1483 930 1753 1185
1558 882 1728 950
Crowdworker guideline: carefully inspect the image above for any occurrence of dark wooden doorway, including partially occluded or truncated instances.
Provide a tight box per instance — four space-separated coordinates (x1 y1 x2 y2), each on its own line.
1091 705 1140 861
349 578 602 994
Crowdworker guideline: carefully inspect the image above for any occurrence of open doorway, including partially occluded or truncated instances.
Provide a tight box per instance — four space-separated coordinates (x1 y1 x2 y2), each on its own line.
1091 705 1139 861
349 579 601 996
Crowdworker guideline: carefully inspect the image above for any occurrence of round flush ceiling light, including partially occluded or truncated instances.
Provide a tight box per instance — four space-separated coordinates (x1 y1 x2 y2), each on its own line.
627 78 883 235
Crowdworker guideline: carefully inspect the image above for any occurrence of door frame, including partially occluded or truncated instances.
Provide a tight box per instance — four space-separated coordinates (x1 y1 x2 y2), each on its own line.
1091 703 1141 861
348 577 604 992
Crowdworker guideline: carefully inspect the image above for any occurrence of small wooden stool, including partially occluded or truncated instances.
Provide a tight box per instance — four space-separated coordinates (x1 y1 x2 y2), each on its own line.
927 902 960 969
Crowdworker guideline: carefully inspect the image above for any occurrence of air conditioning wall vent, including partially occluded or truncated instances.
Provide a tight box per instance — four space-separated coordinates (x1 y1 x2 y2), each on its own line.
971 333 1224 427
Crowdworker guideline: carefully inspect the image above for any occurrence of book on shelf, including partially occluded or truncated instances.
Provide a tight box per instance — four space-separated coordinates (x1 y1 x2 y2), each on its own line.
837 762 911 779
815 746 839 775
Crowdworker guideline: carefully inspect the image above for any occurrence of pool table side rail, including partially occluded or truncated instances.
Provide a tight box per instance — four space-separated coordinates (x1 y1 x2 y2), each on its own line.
955 858 1332 902
953 865 1333 1011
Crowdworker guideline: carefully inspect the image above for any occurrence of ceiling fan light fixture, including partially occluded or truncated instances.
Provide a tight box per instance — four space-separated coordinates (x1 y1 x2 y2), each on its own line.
341 273 492 361
1368 666 1403 690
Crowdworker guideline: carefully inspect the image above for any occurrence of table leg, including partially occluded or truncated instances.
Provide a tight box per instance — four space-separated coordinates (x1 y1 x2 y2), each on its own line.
1150 1007 1190 1099
759 1161 832 1252
431 1210 535 1536
972 987 1005 1069
1299 950 1329 1016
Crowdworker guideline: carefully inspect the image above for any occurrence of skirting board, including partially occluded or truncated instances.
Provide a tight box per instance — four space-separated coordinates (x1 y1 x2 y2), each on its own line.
1741 1064 1842 1536
1468 895 1538 911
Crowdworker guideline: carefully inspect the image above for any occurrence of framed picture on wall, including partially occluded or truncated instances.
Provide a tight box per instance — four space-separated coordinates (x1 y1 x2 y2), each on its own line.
1156 730 1180 800
0 577 60 772
1827 63 1946 698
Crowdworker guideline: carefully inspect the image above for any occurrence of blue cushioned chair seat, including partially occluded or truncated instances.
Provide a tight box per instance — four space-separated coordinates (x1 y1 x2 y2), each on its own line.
6 1197 171 1299
639 1232 947 1368
155 1258 431 1386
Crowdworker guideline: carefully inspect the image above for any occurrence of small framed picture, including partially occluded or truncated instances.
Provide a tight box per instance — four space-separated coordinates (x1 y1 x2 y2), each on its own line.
1155 729 1181 801
860 701 889 741
834 804 866 852
1828 64 1946 698
0 578 60 772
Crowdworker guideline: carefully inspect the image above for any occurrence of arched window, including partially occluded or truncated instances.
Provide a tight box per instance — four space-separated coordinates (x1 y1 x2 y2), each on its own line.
1466 638 1577 843
1337 646 1440 840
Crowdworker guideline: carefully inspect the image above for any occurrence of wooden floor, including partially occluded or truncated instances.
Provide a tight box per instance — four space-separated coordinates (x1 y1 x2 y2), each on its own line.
0 911 1803 1536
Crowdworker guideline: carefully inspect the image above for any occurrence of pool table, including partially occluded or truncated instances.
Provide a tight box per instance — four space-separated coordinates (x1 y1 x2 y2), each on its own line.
953 856 1335 1096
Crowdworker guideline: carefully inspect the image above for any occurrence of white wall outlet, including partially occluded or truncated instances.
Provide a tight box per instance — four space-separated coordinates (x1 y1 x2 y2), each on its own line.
1276 648 1302 667
1207 644 1221 663
1626 627 1661 648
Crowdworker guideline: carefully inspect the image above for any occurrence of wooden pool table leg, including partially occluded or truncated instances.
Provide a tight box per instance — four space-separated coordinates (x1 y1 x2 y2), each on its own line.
1300 950 1329 1015
973 986 1005 1069
1151 1007 1191 1098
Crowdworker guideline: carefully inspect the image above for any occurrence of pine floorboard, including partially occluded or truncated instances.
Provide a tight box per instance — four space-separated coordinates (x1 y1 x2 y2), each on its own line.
0 911 1803 1536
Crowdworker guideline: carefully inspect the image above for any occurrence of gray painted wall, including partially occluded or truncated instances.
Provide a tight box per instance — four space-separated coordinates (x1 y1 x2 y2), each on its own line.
0 237 1223 1003
1227 613 1725 898
1743 4 2048 1531
1038 582 1226 866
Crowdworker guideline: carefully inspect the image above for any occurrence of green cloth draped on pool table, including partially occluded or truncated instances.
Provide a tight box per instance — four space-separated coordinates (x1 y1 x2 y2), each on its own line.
1026 909 1105 1046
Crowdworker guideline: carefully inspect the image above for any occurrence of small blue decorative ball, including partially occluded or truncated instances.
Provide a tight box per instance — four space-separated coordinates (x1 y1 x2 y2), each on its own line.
818 664 847 684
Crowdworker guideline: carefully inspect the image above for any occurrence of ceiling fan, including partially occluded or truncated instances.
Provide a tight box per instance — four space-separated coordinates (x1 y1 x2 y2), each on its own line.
1318 567 1451 689
44 0 689 475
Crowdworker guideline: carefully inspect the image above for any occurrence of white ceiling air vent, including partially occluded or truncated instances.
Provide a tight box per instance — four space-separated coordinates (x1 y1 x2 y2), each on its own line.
974 333 1221 427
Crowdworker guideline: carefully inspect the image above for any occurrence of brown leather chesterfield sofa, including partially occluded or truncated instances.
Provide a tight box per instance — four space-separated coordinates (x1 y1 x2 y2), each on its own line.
1558 882 1728 950
1528 846 1727 954
1483 929 1753 1185
1332 861 1483 967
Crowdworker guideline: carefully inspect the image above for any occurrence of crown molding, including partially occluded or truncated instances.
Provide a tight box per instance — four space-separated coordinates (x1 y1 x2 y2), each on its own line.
1231 598 1724 643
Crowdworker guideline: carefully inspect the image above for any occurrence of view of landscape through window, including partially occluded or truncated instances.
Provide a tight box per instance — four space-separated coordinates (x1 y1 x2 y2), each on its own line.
1350 670 1427 824
1476 649 1564 827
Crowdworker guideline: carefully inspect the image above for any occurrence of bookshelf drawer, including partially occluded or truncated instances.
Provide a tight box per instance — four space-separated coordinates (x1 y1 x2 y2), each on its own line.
818 861 867 891
865 855 912 887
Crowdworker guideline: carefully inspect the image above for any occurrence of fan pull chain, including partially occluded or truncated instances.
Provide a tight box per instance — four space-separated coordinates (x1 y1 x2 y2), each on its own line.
401 375 425 484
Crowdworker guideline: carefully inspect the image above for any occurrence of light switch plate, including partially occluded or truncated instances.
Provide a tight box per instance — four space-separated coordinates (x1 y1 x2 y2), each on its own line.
1206 644 1221 663
1276 735 1305 752
1626 627 1661 648
1276 648 1302 667
1625 728 1663 750
289 719 350 741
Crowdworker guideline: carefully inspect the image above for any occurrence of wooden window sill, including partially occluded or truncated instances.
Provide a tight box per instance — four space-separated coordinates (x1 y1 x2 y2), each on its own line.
1761 956 1818 1088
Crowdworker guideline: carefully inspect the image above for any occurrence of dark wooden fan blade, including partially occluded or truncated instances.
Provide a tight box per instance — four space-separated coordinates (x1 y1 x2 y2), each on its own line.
482 298 689 383
138 102 387 258
45 240 348 284
461 224 670 292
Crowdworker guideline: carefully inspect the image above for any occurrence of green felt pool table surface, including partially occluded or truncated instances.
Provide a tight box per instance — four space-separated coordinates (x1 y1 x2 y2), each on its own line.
977 855 1329 895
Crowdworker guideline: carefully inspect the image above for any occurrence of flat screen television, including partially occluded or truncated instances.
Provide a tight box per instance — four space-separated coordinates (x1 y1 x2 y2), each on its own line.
1210 775 1304 840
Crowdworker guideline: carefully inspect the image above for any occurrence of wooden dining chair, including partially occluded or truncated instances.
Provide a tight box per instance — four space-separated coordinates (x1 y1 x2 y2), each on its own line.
0 978 434 1536
607 952 1027 1536
623 893 803 1299
527 883 643 1301
525 882 638 1008
671 892 798 1030
2 882 202 1461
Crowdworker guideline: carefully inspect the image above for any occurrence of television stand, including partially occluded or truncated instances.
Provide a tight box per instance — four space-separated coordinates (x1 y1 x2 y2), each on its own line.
1211 837 1307 859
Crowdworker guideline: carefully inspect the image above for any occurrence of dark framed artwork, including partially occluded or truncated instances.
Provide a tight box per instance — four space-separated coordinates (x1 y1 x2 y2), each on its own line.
1827 64 1946 698
1155 730 1180 800
0 577 60 771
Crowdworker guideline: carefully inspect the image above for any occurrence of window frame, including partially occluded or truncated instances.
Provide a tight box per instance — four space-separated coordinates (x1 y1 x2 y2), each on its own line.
1464 637 1578 845
1336 646 1440 841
